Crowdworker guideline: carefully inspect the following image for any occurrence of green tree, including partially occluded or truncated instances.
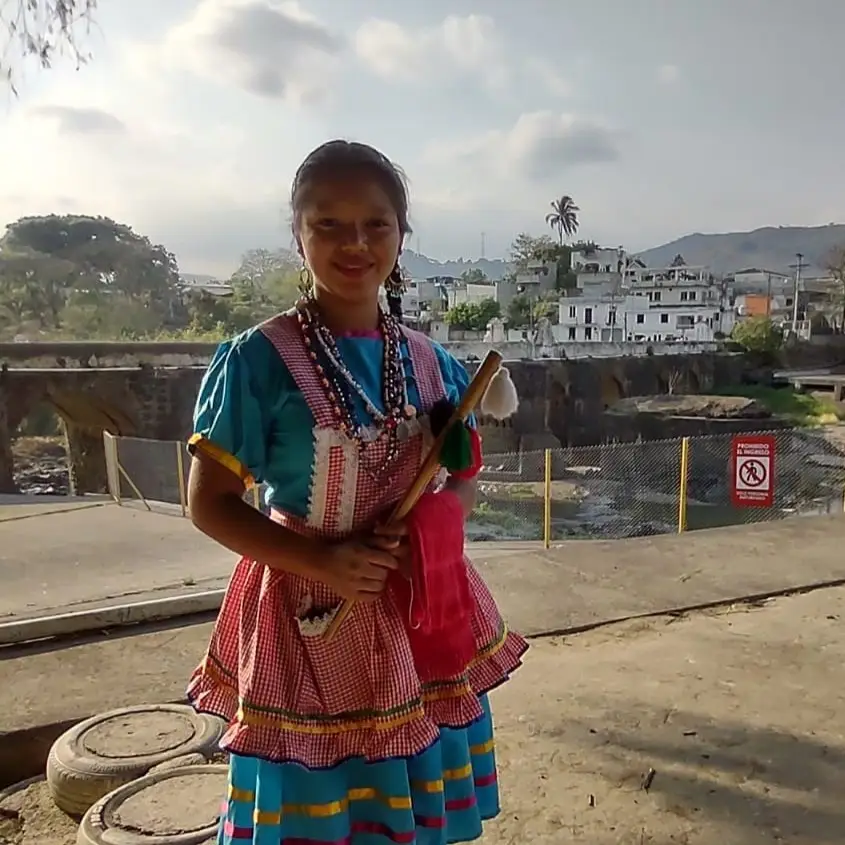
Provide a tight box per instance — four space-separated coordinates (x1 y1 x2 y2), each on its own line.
508 233 564 271
545 195 580 245
460 268 488 284
670 253 687 267
445 298 501 332
2 0 96 94
731 317 784 357
2 215 182 311
506 292 559 329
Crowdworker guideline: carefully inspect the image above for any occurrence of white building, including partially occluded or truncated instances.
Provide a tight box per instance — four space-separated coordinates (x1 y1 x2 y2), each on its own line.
622 264 732 341
557 292 624 342
557 262 733 343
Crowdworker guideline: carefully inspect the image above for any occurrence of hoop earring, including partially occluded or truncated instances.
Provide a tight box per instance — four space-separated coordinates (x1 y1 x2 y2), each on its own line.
384 264 406 297
298 264 314 298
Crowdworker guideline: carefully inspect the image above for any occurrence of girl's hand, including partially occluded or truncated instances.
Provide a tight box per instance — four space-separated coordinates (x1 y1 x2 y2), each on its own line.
369 519 412 580
322 540 399 602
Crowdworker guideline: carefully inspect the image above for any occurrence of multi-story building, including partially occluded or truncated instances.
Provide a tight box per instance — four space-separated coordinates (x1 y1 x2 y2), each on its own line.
622 263 732 341
557 262 733 343
557 292 624 342
571 245 627 295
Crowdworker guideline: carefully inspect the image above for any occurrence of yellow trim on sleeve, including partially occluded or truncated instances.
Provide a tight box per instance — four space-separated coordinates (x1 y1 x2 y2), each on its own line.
187 433 255 488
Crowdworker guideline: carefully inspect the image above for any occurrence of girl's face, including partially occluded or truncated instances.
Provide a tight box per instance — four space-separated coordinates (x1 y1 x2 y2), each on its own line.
297 172 402 306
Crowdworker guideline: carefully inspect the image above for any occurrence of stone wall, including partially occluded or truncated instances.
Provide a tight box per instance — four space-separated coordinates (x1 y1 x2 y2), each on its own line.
0 367 202 494
1 352 753 494
473 351 752 453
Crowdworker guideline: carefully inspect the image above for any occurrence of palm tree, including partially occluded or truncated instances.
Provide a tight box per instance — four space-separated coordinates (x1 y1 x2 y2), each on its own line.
545 196 580 245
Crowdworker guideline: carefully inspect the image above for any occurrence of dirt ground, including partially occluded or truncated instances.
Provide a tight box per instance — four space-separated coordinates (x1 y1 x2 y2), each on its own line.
3 587 844 845
487 586 845 845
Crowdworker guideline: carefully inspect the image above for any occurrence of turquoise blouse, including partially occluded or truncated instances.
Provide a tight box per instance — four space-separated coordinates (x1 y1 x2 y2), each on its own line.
191 326 472 516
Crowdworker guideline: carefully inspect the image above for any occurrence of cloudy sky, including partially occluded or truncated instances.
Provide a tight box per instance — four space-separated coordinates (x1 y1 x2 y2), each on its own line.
1 0 844 276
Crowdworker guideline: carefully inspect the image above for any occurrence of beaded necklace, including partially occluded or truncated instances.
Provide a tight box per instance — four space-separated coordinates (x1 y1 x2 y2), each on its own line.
296 298 416 473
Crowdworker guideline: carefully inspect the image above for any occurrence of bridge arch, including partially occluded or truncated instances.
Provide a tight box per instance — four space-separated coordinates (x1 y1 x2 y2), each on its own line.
3 373 141 495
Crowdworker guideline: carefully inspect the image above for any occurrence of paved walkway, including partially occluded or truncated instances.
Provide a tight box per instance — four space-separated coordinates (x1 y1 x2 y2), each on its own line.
3 503 845 638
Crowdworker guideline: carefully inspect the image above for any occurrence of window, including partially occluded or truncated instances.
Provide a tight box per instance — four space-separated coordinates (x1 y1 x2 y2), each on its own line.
585 327 592 340
568 327 576 340
636 313 645 324
680 290 697 302
608 309 617 325
585 307 593 324
569 305 576 318
660 313 669 324
653 291 662 302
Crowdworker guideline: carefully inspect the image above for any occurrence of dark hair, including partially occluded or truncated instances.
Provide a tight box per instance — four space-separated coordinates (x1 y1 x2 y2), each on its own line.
291 140 411 322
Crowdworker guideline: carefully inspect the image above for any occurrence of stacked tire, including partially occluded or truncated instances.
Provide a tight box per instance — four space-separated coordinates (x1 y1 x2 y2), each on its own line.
40 703 227 844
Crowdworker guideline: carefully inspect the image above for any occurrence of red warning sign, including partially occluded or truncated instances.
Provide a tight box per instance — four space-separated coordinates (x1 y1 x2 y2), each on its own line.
731 434 775 508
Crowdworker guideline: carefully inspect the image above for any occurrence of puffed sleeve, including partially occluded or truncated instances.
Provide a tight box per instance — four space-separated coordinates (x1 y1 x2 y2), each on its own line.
433 343 477 429
187 335 272 487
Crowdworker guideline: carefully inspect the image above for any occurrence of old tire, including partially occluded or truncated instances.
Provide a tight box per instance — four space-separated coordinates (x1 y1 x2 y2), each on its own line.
76 764 226 845
47 704 226 816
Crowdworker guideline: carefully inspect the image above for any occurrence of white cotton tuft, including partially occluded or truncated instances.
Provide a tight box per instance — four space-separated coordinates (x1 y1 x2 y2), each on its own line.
480 366 519 419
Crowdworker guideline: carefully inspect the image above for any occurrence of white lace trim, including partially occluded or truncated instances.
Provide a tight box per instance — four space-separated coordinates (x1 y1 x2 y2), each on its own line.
306 427 334 531
307 417 430 531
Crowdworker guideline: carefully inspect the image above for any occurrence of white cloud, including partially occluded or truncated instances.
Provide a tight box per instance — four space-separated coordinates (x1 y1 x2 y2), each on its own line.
353 14 502 85
657 64 680 85
353 14 569 99
29 106 126 135
136 0 342 104
424 110 620 182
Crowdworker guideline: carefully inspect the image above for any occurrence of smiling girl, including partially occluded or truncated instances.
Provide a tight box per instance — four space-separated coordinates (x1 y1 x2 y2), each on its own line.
185 140 526 845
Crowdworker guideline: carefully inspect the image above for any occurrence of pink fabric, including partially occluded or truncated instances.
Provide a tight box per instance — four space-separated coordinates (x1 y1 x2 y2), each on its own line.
393 491 477 682
336 328 381 339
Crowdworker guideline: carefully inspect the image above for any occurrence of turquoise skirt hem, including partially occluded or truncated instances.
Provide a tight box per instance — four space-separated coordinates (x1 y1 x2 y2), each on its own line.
218 694 499 845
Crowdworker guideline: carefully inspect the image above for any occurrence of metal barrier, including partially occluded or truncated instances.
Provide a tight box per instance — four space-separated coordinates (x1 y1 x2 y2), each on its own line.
103 428 845 543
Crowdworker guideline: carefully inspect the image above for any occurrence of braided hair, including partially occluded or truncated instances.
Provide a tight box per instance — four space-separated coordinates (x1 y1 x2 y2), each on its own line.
290 140 410 323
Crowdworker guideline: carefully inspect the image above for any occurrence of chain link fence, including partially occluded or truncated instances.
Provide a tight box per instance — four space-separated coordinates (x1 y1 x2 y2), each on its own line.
103 428 845 541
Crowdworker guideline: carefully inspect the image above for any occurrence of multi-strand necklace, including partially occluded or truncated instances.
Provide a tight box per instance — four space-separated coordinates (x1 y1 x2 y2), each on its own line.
296 298 416 474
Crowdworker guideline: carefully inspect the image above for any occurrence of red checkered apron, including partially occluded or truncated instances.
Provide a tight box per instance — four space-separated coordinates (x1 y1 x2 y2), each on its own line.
187 314 527 768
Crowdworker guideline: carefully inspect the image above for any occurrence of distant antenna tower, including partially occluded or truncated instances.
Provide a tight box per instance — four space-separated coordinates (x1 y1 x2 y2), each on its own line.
480 231 486 259
415 236 421 254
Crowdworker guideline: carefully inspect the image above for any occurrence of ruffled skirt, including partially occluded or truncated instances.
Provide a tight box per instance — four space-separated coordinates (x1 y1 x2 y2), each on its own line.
218 695 499 845
189 555 527 843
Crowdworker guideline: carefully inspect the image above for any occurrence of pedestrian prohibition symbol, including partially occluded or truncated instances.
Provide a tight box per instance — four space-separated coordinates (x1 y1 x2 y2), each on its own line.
731 435 775 508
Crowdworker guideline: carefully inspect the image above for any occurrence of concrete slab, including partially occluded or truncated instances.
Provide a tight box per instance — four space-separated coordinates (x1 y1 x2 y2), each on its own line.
5 502 845 637
475 514 845 636
0 505 234 620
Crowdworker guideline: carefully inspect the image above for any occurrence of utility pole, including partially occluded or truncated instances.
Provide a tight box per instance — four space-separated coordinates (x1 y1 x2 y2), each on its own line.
766 272 772 317
480 231 486 259
789 253 804 335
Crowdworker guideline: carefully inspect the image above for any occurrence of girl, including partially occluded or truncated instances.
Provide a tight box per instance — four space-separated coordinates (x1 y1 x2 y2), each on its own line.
186 139 527 845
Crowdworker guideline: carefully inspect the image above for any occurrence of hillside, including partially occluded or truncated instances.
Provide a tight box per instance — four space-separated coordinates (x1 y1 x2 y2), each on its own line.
635 224 845 276
399 249 508 281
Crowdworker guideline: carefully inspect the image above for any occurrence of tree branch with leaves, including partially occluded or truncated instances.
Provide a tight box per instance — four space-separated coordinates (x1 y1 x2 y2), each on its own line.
1 0 97 94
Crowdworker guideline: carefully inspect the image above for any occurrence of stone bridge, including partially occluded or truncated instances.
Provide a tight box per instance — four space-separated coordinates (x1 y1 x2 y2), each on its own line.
0 342 750 494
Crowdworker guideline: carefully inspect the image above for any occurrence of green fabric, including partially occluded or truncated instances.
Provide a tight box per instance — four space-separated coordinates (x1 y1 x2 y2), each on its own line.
439 420 473 472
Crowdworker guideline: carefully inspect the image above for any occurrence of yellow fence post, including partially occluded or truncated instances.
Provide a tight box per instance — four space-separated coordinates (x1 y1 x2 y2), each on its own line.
176 441 187 518
543 448 552 549
252 484 261 511
677 436 690 533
